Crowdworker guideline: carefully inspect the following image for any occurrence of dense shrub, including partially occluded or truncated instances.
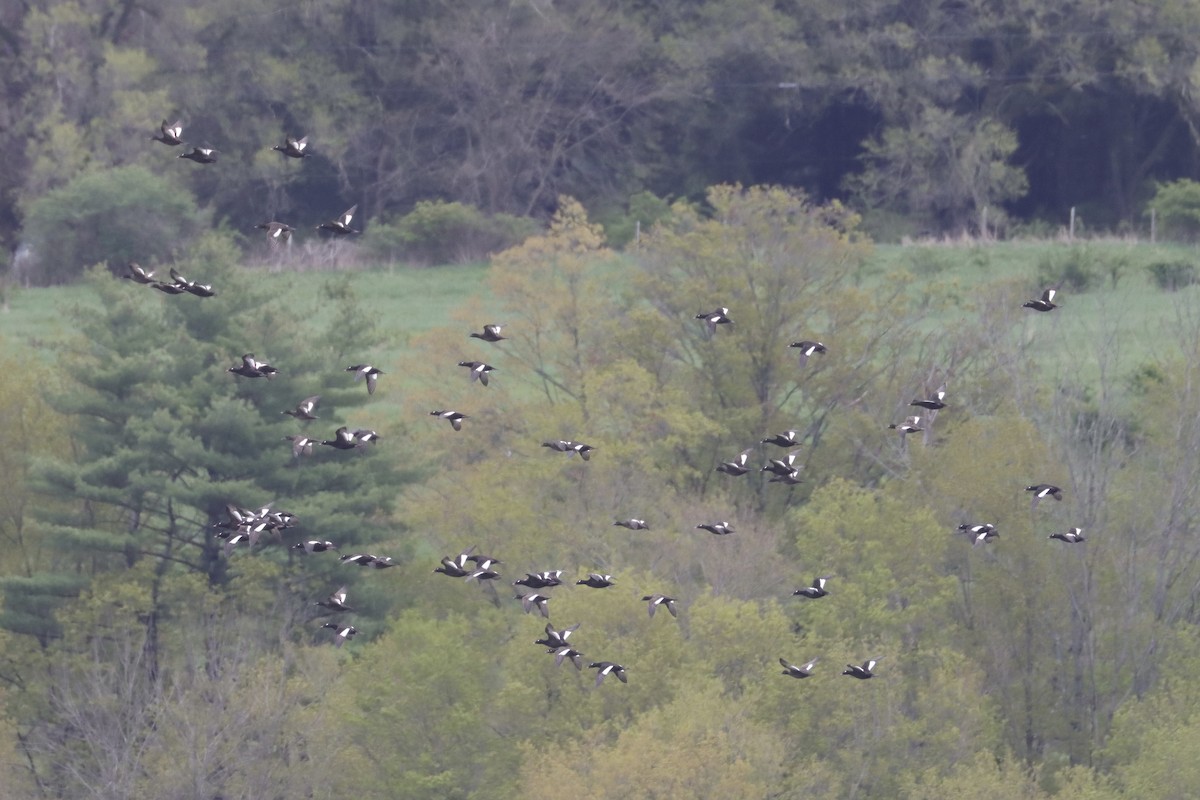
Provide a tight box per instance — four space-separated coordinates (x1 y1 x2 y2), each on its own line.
596 191 673 248
1147 260 1199 291
1149 179 1200 242
20 166 207 286
1036 245 1130 292
1036 249 1098 292
362 200 537 265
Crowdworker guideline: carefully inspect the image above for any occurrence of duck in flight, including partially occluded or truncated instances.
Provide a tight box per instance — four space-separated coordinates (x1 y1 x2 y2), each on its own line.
1026 483 1063 509
780 657 818 678
346 364 384 395
458 361 496 386
430 410 468 431
1049 527 1086 544
151 119 184 146
695 307 733 334
843 658 879 679
317 205 360 235
910 384 947 411
282 395 321 421
1024 285 1060 312
470 324 506 342
789 340 827 368
178 146 218 164
273 135 310 159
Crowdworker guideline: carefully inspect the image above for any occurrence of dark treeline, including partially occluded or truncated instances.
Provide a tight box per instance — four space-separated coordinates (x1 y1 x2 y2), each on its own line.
3 0 1200 265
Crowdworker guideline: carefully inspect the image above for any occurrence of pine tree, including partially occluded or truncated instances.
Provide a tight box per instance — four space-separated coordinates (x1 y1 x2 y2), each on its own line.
16 235 408 639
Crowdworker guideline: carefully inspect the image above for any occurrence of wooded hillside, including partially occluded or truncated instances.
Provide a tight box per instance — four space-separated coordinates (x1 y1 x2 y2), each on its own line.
1 186 1200 796
4 1 1200 796
5 0 1200 277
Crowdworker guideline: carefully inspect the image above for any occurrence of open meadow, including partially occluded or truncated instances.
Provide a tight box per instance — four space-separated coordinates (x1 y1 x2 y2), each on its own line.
5 239 1196 395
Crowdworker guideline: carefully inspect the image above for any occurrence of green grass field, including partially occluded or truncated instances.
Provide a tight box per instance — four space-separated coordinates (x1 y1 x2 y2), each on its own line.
4 242 1198 389
1 262 495 360
865 240 1200 390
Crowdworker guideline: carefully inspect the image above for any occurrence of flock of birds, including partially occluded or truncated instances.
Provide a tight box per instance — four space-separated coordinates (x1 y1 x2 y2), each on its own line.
152 119 360 244
122 118 1079 683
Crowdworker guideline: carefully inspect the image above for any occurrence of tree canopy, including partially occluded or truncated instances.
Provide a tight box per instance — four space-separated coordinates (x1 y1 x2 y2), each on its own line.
4 0 1200 268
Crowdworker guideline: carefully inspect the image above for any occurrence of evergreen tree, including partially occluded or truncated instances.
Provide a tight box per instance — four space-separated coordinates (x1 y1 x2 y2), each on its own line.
16 234 409 638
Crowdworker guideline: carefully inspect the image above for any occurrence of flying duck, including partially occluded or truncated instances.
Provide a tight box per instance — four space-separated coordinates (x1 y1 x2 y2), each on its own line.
256 221 295 244
320 426 362 450
282 395 321 421
517 592 551 618
1024 286 1060 312
169 268 215 297
514 571 564 589
792 576 831 599
292 540 337 554
321 622 358 648
695 307 733 334
589 662 628 685
228 353 277 379
543 440 594 460
178 146 218 164
769 469 803 485
534 622 579 650
316 205 359 235
696 521 735 536
1050 527 1086 544
614 519 649 530
780 657 818 679
551 647 585 670
346 364 383 395
762 449 802 477
761 430 801 448
1026 484 1063 509
469 324 506 342
430 410 468 431
273 135 310 158
643 594 678 618
910 384 947 411
350 428 381 445
442 546 476 569
789 341 827 367
151 119 184 146
434 558 471 578
222 532 252 557
466 568 501 582
716 448 754 476
123 262 156 284
843 658 879 679
315 586 353 612
957 522 999 546
283 434 315 457
458 361 496 386
340 553 394 568
576 573 615 589
464 552 501 570
212 503 254 532
888 416 923 438
152 280 187 294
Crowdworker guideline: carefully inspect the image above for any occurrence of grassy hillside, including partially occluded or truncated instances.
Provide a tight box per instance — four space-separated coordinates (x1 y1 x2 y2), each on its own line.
6 241 1195 389
2 262 495 361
